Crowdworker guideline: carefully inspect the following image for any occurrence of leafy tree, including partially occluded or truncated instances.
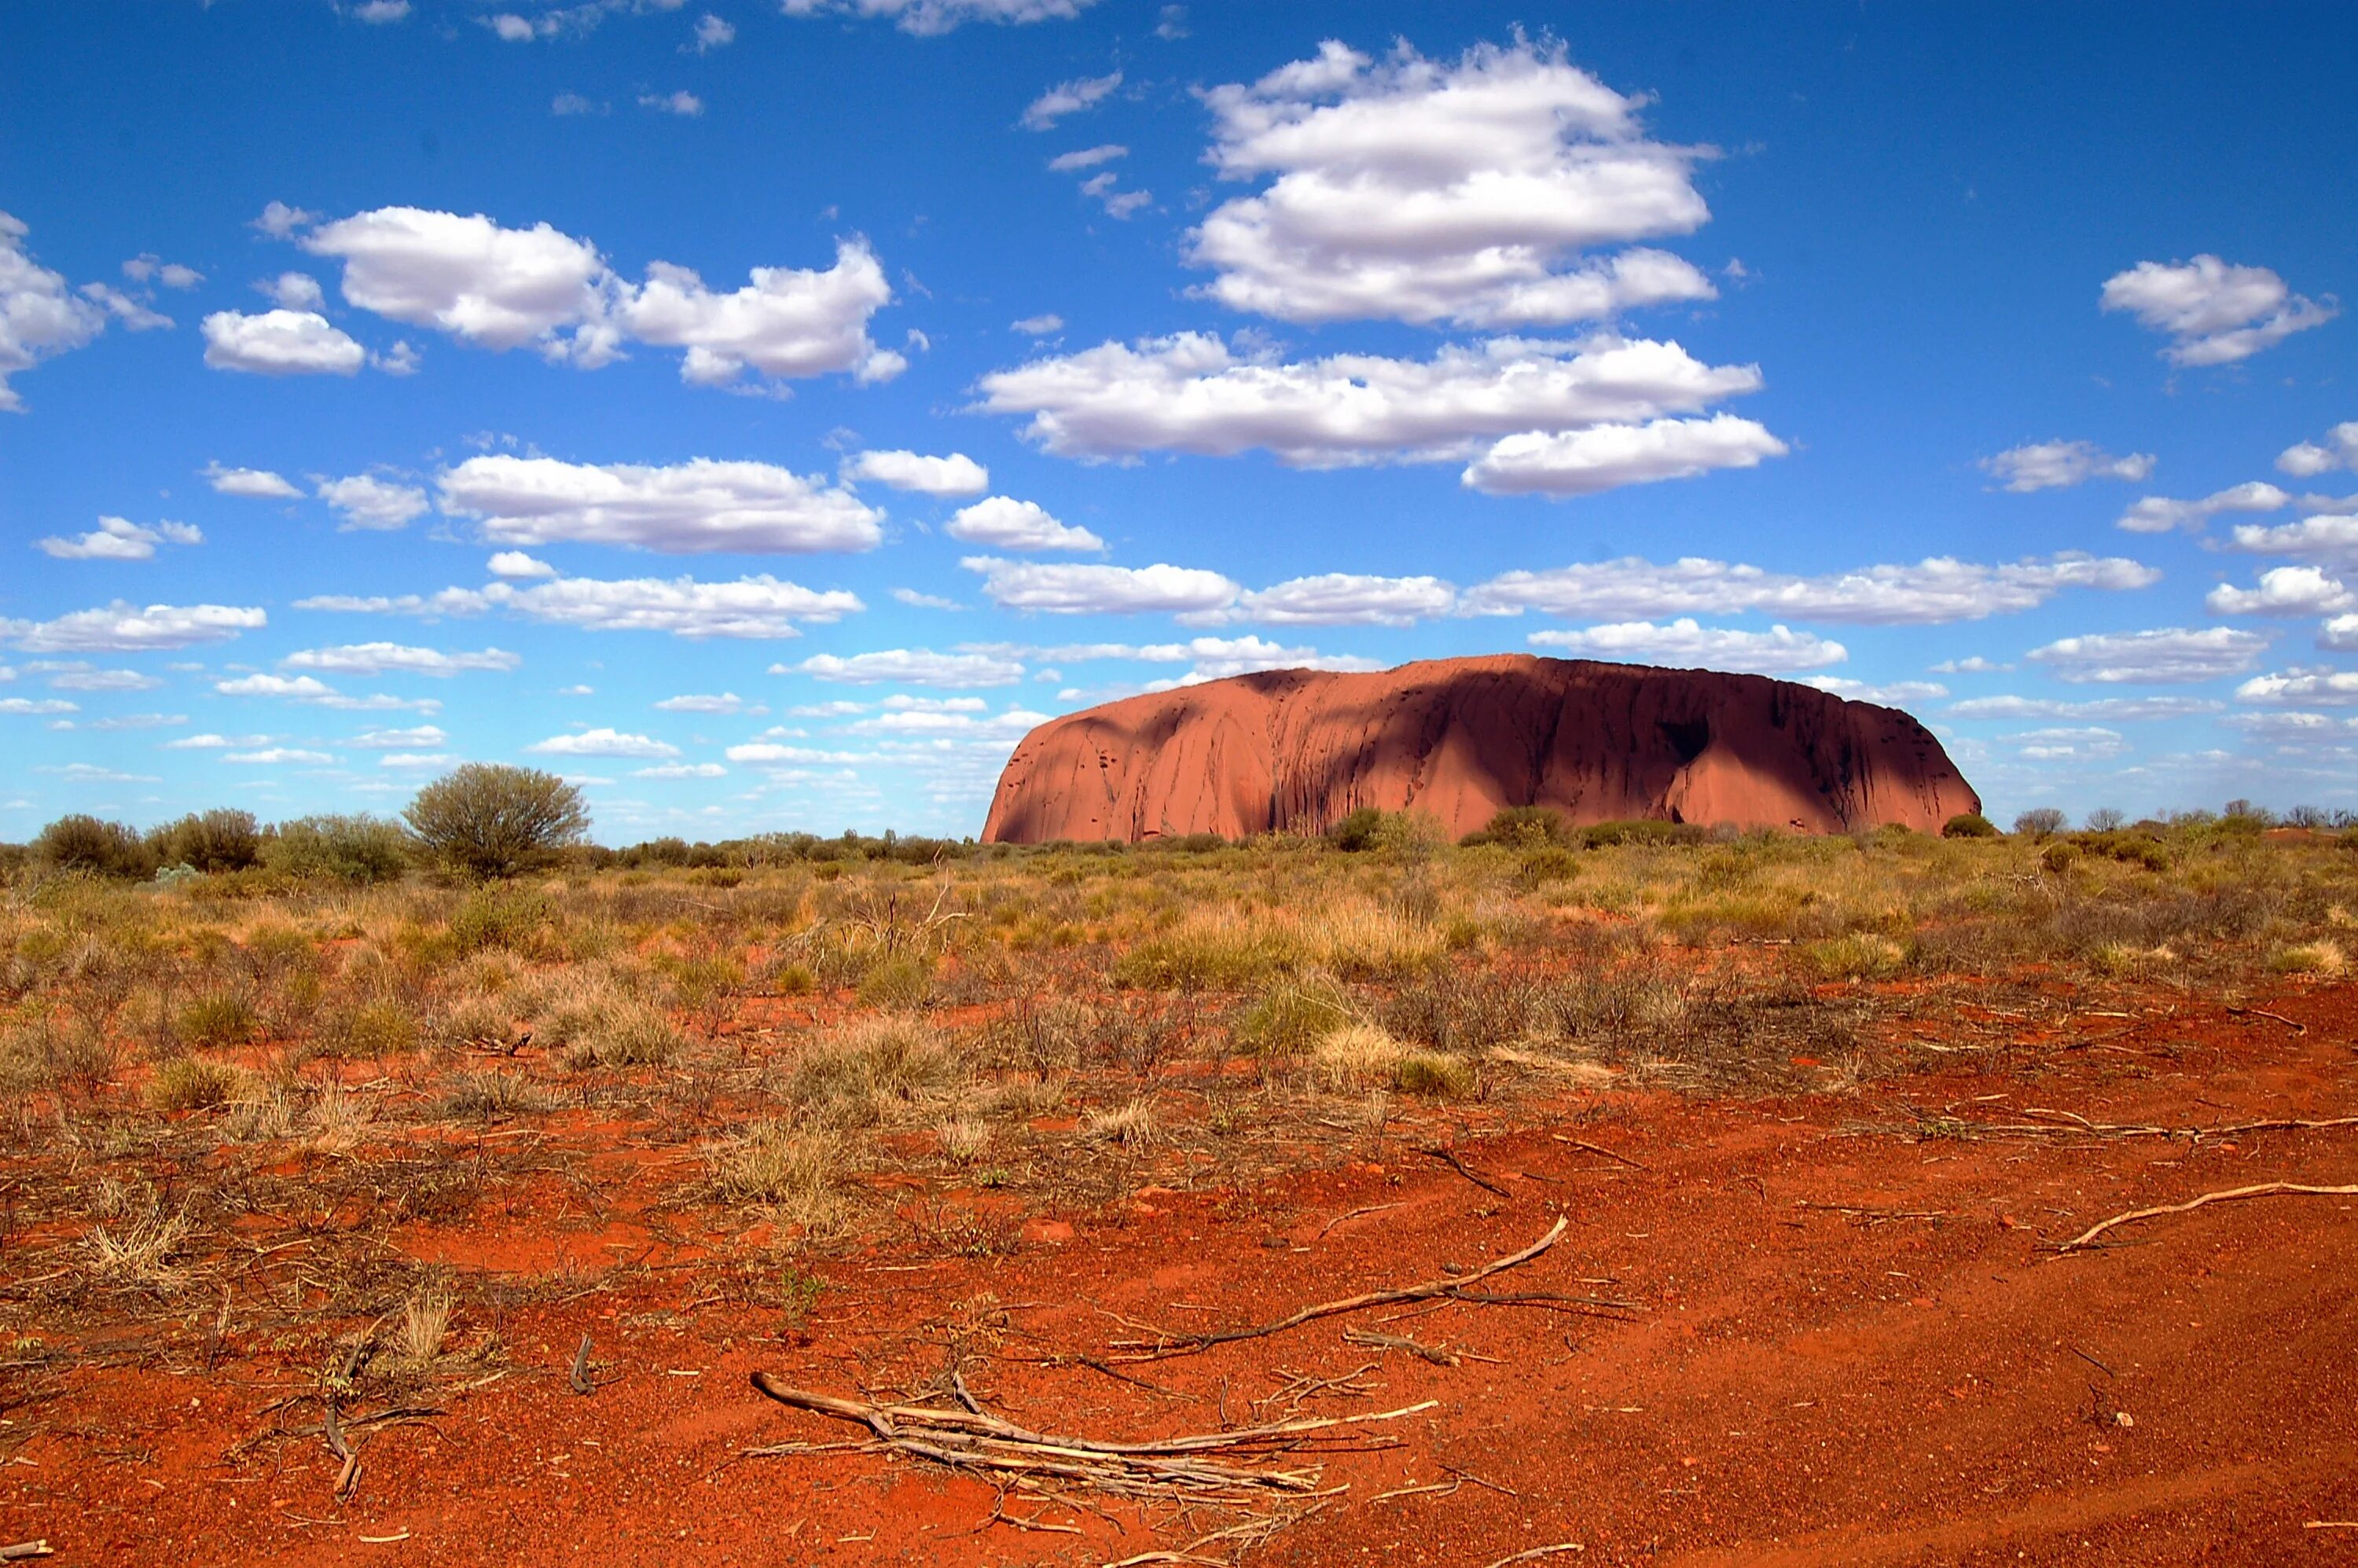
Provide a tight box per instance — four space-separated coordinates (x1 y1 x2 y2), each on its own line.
34 814 156 878
149 809 263 872
1941 812 1998 839
403 765 590 878
266 814 412 883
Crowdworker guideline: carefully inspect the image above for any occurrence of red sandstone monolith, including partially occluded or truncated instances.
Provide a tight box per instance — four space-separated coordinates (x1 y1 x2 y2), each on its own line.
981 655 1977 843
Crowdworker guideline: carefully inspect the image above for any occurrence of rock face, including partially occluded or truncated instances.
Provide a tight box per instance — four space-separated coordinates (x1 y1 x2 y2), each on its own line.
982 655 1978 843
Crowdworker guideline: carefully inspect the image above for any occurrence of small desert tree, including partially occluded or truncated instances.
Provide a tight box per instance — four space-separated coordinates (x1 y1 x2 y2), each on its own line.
403 764 590 878
2011 807 2066 839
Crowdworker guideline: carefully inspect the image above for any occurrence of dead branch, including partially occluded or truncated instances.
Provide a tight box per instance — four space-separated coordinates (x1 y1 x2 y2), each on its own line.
0 1544 54 1562
2225 1005 2305 1034
748 1374 1431 1502
1316 1202 1404 1240
1418 1146 1510 1199
1482 1544 1585 1567
1105 1217 1570 1362
2056 1182 2358 1252
1342 1327 1456 1367
1550 1135 1648 1171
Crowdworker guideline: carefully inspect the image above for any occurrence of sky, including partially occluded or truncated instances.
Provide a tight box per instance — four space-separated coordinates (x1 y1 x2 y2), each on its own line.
2 2 2356 842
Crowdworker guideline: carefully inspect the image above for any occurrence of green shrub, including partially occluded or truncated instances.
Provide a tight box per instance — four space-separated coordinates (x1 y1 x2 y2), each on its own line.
447 887 553 956
148 810 263 873
1941 813 1998 839
2040 840 2083 874
178 992 259 1049
404 764 589 879
855 954 932 1010
1464 806 1570 849
1394 1050 1475 1098
1233 979 1351 1057
147 1056 243 1112
35 815 156 879
560 999 680 1070
327 999 419 1057
1518 846 1581 886
1327 807 1387 852
266 814 410 883
1804 933 1910 981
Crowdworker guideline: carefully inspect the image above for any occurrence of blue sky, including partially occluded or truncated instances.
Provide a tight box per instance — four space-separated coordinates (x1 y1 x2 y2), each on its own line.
3 1 2355 840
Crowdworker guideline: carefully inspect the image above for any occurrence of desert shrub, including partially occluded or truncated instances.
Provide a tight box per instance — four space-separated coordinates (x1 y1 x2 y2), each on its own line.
1394 1051 1475 1098
404 764 589 879
710 1119 849 1232
1464 806 1570 849
1112 927 1301 990
560 997 680 1070
2040 840 2083 874
1941 813 1998 839
1804 933 1910 981
266 814 410 883
1082 1096 1159 1147
2269 941 2345 975
1310 1024 1472 1097
2012 808 2067 839
178 991 260 1048
147 1056 243 1112
787 1016 960 1127
1232 977 1351 1057
446 886 555 956
148 810 263 873
35 815 155 879
855 954 932 1010
324 998 419 1057
1580 819 1706 848
2084 808 2125 832
1518 846 1581 887
1326 807 1387 852
435 1070 562 1119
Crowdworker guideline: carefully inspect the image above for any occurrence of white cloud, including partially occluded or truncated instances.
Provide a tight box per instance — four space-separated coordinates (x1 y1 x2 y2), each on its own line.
0 697 76 716
1021 70 1121 130
653 692 753 712
690 13 733 50
1467 551 2157 626
527 728 680 758
843 449 989 497
639 90 706 117
891 588 962 611
961 556 1242 618
353 0 412 20
1981 439 2156 493
2025 626 2271 684
2224 512 2358 567
552 93 607 116
204 461 302 498
164 733 266 749
1232 573 1455 627
635 761 728 777
2277 422 2358 478
2221 711 2358 744
1011 313 1063 336
262 272 326 310
1947 694 2223 721
4 601 264 652
1190 39 1714 329
946 495 1104 552
378 751 454 769
1932 655 2011 674
794 649 1027 686
503 573 861 637
1998 725 2129 762
1141 634 1378 683
252 202 319 238
224 747 337 766
2117 480 2288 534
41 663 163 692
2206 566 2354 618
200 310 369 375
2100 255 2338 366
978 332 1768 485
1048 144 1126 171
216 674 336 700
80 282 173 332
1074 171 1151 220
1463 414 1787 496
1 211 108 411
781 0 1096 32
725 741 876 766
487 550 557 578
2236 667 2358 707
120 255 201 289
284 642 521 677
318 473 431 531
1799 677 1948 705
1527 619 1847 674
349 724 447 748
2322 614 2358 653
35 516 200 561
438 454 882 553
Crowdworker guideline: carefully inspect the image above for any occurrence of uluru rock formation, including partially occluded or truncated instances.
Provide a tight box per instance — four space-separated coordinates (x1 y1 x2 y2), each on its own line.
982 655 1978 843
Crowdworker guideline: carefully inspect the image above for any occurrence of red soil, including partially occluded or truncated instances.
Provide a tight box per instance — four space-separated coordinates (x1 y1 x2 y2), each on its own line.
982 655 1980 843
11 989 2357 1566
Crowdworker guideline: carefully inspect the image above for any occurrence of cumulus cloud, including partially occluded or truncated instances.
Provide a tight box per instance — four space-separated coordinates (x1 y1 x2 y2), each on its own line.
80 282 174 332
2100 255 2338 366
1232 574 1456 627
946 496 1105 553
978 332 1771 491
1799 677 1949 705
961 556 1243 618
35 516 202 561
284 642 521 676
2116 480 2288 534
1465 551 2157 626
2205 565 2354 618
653 692 755 713
487 550 557 578
1190 39 1715 329
36 663 163 692
689 12 733 49
318 473 430 531
437 454 882 553
1049 144 1126 172
490 573 863 637
891 588 962 611
781 0 1096 32
1462 414 1787 497
0 697 77 716
2235 667 2358 707
1526 619 1846 674
847 706 1052 736
204 461 302 498
2277 422 2358 478
2224 512 2358 567
1981 439 2156 493
1022 70 1121 130
527 728 680 758
261 272 325 310
1011 313 1063 336
224 747 336 766
347 724 447 748
843 449 988 497
352 0 412 20
299 207 897 388
2024 626 2270 684
1074 169 1152 220
1946 694 2224 721
793 649 1027 686
640 90 705 116
200 309 369 375
3 601 263 653
1 211 109 410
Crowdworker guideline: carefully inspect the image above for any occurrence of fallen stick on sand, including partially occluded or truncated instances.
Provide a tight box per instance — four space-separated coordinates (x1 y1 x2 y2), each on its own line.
1104 1217 1592 1362
2055 1182 2358 1252
747 1375 1432 1502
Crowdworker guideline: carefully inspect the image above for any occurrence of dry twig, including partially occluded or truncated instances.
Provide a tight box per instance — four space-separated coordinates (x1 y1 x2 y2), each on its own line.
2056 1181 2358 1252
